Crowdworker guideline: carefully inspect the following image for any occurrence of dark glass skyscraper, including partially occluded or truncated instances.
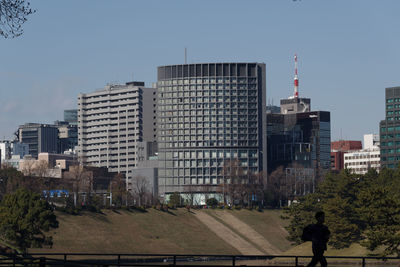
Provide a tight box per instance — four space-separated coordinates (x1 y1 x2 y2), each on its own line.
157 63 267 197
380 86 400 169
267 111 331 178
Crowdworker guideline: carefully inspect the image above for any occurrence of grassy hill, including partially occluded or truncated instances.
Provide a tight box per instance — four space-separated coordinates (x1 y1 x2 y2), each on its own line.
29 208 378 257
30 208 291 254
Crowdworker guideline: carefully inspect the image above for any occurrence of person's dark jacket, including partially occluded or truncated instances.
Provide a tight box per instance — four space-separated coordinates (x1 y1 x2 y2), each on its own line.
302 223 330 250
311 224 330 250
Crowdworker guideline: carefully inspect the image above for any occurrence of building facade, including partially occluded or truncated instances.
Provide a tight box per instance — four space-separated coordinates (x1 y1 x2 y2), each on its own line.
132 141 159 198
0 141 29 162
364 133 380 149
330 140 362 171
380 86 400 169
344 148 380 174
17 123 59 158
267 110 331 178
157 63 267 197
54 120 78 154
77 81 157 187
64 109 78 126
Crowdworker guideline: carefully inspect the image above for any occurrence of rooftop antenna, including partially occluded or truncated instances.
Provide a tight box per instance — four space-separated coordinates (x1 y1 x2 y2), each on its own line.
184 47 187 64
294 54 299 98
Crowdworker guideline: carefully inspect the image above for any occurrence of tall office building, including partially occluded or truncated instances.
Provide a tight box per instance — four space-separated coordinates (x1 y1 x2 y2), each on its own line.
267 54 330 183
380 86 400 169
267 110 331 178
17 123 59 158
78 81 157 185
157 63 267 197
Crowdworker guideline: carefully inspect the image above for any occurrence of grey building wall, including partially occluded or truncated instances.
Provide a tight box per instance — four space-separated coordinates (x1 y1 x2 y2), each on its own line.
142 86 158 142
280 97 311 114
77 82 157 184
132 157 159 197
157 63 267 196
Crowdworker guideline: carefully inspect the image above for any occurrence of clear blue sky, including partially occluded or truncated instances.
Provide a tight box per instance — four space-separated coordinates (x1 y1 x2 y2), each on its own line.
0 0 399 141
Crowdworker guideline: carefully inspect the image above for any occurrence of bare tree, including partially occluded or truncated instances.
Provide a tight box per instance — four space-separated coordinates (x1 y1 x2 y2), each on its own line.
266 166 286 207
132 175 149 206
246 171 266 208
183 183 197 207
109 173 125 208
65 165 92 206
33 159 52 194
34 159 49 178
20 158 35 177
0 0 35 38
1 162 13 169
222 159 247 206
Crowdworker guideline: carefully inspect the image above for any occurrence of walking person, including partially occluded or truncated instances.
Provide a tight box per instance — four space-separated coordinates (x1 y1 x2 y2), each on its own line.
302 211 330 267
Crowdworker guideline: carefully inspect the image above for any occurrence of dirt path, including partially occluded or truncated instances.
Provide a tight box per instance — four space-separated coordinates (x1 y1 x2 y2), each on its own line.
213 212 281 255
194 211 263 255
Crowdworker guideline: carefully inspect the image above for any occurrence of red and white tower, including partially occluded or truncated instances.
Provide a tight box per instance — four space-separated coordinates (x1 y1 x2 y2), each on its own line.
294 54 299 98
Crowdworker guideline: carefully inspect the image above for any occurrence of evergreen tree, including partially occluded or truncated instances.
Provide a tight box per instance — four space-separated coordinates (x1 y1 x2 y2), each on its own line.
0 188 58 252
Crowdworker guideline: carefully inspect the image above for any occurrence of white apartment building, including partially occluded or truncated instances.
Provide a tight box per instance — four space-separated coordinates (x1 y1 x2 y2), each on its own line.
344 134 380 174
78 81 157 187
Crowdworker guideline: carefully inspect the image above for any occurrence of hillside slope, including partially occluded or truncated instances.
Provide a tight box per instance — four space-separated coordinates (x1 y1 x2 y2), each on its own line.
30 208 291 255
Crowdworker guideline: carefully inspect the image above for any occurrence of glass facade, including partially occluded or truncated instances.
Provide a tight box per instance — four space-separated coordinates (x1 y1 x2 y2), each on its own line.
267 111 331 178
64 109 78 126
157 63 266 195
380 87 400 168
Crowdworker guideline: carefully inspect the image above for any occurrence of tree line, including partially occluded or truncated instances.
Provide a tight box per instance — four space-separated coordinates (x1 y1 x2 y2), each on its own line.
285 168 400 256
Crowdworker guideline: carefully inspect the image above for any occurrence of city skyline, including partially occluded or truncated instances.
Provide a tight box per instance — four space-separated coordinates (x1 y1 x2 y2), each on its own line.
1 0 399 141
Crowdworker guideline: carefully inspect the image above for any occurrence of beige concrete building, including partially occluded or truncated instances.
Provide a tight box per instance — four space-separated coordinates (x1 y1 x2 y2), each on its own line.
77 81 157 188
19 152 77 178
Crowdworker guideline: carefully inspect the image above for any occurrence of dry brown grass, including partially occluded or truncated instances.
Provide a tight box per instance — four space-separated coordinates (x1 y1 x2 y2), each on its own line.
30 208 240 254
205 209 292 253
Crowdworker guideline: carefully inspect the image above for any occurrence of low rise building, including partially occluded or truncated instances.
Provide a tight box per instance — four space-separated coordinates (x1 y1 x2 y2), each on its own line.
19 152 78 178
344 134 380 174
344 148 380 174
131 141 159 198
330 140 362 171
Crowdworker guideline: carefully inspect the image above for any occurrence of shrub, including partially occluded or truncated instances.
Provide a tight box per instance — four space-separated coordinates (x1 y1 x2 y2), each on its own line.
206 198 219 207
168 192 183 207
